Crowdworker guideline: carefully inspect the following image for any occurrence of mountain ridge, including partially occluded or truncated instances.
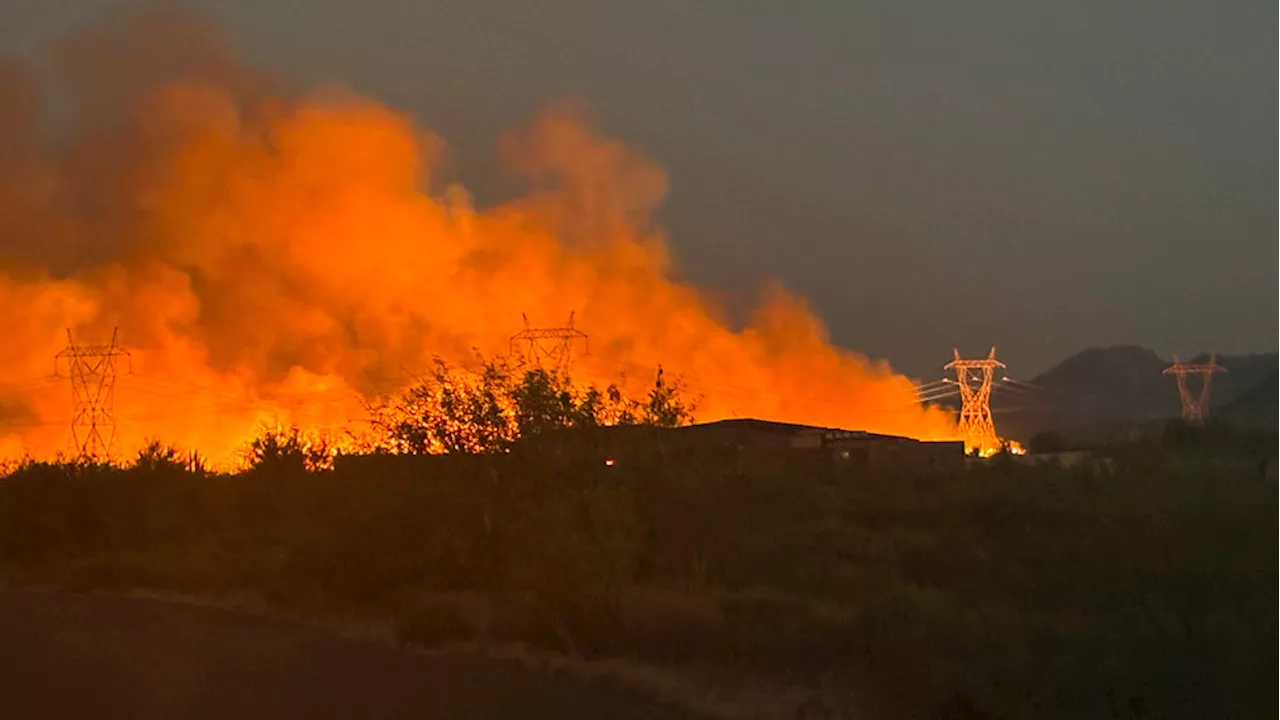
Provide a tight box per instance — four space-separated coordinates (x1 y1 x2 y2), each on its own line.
950 345 1277 441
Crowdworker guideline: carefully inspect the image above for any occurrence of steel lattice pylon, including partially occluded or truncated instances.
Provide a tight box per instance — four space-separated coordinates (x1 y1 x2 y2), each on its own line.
944 347 1005 456
510 312 588 374
1163 353 1226 425
55 328 130 460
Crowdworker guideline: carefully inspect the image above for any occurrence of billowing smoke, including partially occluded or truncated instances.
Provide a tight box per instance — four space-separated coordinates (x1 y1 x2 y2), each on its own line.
0 5 954 463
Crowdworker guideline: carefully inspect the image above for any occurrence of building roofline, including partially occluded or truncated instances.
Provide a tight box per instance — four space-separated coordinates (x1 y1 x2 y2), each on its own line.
681 418 924 443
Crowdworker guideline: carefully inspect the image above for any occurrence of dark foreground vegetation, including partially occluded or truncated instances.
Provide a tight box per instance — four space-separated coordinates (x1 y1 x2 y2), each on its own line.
0 371 1274 719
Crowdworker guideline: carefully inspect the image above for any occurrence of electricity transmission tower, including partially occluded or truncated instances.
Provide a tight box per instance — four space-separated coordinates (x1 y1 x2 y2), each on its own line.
509 312 588 374
1163 353 1226 424
54 328 130 460
944 347 1005 456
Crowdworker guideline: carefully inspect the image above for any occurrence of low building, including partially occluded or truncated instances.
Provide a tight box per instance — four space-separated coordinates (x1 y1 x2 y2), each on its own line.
672 418 831 450
671 419 965 474
365 418 968 477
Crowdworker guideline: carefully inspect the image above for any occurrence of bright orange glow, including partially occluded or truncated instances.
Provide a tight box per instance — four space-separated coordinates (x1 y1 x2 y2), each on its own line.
0 9 959 467
973 440 1025 459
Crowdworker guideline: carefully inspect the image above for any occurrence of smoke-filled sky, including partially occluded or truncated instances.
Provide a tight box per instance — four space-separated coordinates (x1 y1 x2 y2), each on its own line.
2 2 977 462
4 0 1275 380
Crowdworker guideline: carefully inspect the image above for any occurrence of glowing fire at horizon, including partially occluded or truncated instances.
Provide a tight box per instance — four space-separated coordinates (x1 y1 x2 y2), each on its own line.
0 6 967 467
974 440 1026 459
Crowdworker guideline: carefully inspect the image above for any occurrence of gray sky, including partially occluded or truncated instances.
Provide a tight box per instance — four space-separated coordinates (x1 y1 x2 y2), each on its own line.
8 0 1276 379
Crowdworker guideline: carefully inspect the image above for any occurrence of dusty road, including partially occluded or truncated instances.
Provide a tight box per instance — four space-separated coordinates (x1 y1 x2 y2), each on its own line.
0 589 693 719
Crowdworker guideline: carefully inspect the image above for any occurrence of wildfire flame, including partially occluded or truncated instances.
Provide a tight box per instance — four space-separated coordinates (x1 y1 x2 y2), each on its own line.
0 7 958 466
974 440 1026 459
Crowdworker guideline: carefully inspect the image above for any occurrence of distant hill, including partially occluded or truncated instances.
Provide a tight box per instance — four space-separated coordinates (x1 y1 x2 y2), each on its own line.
982 346 1277 442
1030 345 1174 419
1219 371 1278 429
1187 353 1279 410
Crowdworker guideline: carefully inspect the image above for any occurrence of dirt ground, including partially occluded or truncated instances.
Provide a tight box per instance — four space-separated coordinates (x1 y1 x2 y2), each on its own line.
0 589 695 720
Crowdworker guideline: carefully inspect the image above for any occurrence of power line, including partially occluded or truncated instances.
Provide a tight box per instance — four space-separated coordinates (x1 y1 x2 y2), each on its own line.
53 327 130 460
944 347 1005 456
509 312 588 374
1163 353 1226 425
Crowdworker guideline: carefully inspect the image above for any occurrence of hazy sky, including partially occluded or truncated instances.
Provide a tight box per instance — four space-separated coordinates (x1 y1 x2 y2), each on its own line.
7 0 1275 379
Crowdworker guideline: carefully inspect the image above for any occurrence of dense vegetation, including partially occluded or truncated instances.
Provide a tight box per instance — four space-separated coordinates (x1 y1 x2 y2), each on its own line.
0 367 1274 720
361 357 695 456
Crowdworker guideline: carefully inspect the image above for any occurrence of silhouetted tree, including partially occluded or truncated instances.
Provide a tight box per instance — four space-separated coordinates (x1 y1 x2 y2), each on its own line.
511 367 578 438
642 366 692 428
244 424 334 472
133 440 206 475
371 357 692 453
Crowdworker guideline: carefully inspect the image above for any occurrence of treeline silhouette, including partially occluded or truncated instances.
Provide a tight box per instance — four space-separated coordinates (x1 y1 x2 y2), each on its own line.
0 364 1274 720
360 356 694 456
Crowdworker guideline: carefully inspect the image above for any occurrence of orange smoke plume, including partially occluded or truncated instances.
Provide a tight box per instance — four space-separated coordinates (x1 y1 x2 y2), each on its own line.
0 7 955 465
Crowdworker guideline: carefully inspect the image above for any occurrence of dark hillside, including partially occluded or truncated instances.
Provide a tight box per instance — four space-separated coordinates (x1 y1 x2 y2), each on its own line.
1194 353 1278 412
990 347 1277 442
984 346 1171 442
1219 371 1278 428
